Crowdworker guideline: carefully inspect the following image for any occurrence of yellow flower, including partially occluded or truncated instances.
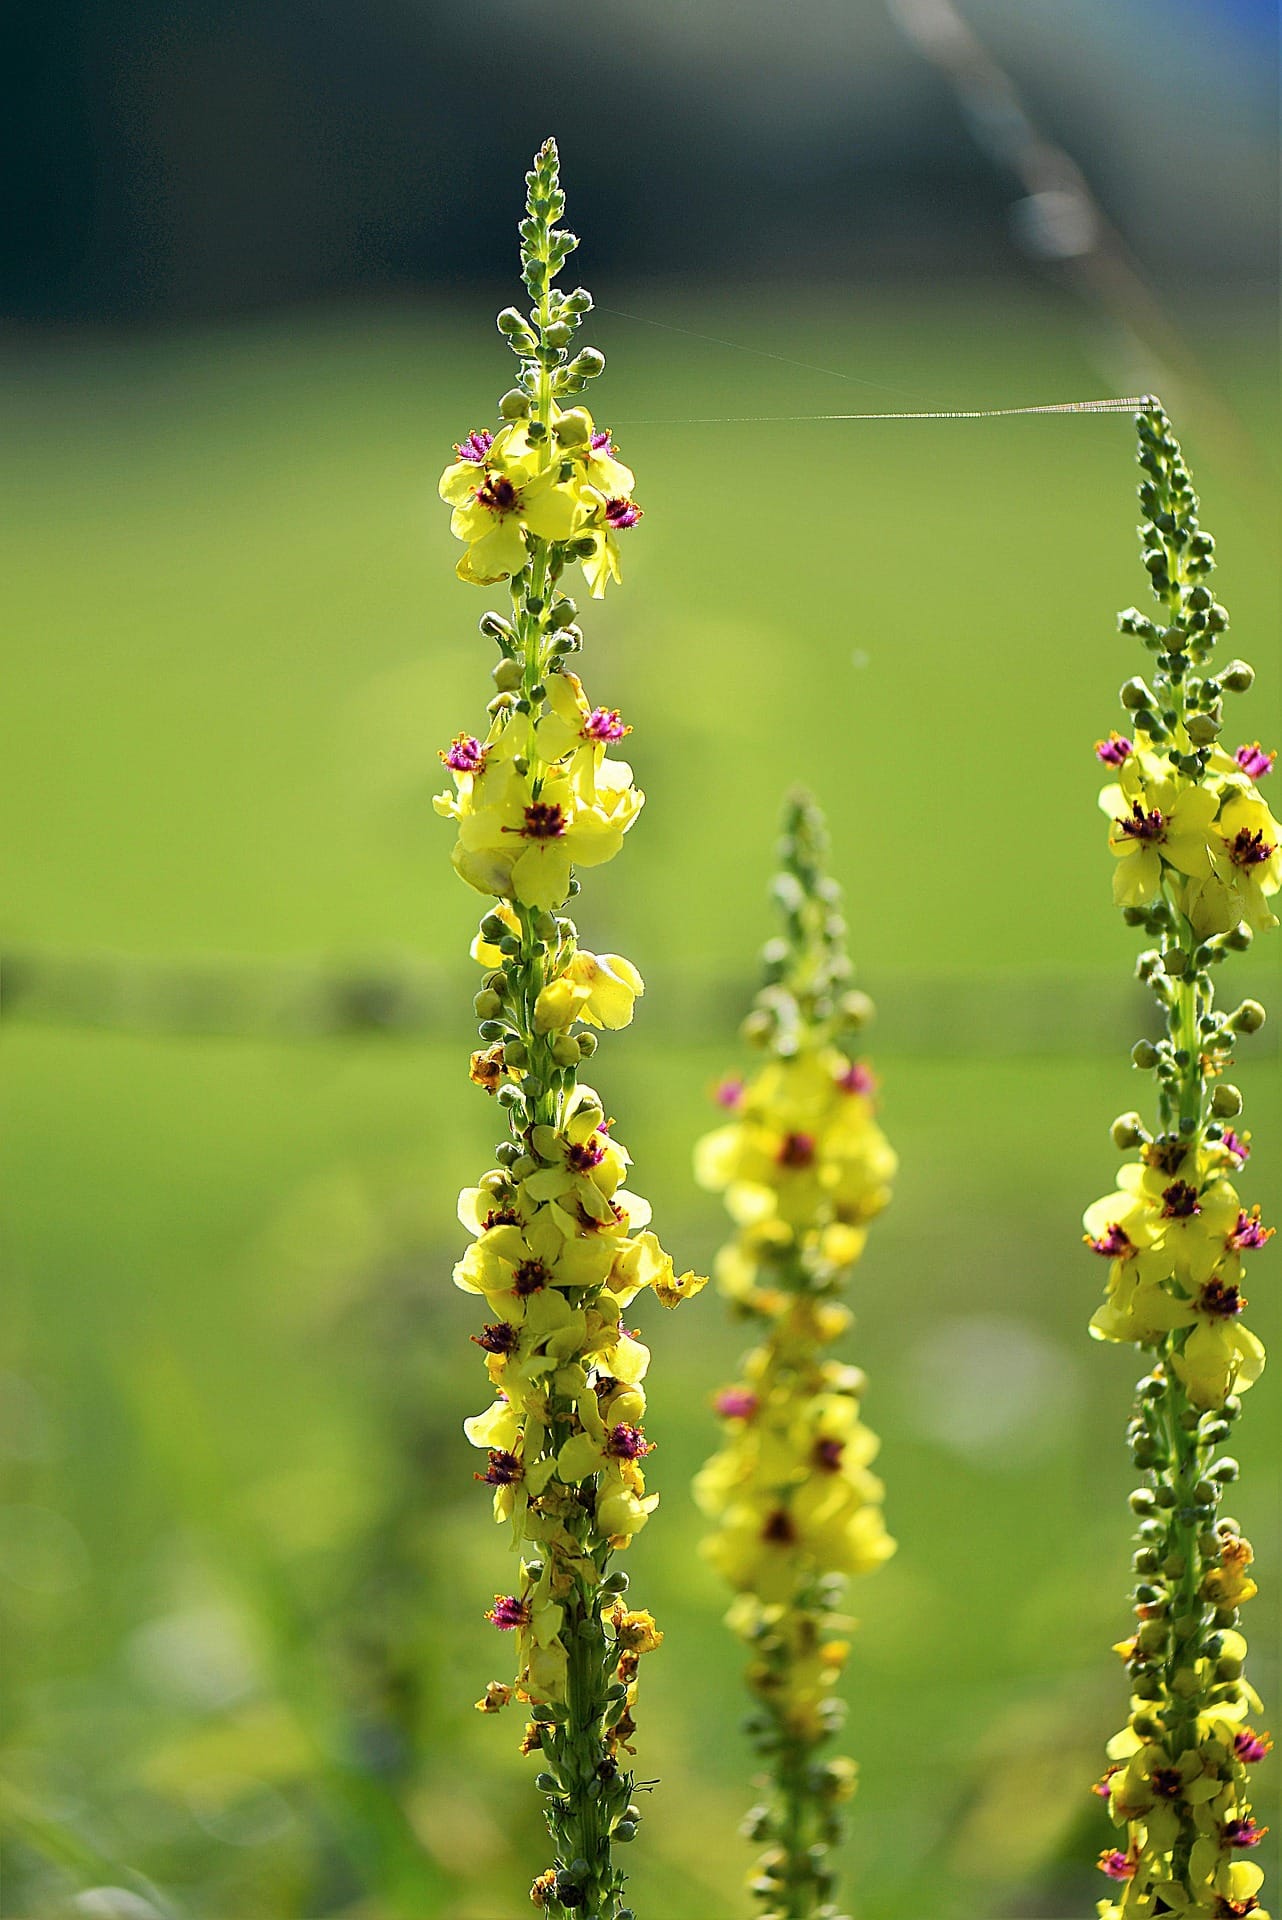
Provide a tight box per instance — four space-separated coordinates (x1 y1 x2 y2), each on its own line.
438 425 589 585
1213 792 1282 930
533 949 645 1032
438 751 643 908
1101 763 1217 908
610 1604 664 1655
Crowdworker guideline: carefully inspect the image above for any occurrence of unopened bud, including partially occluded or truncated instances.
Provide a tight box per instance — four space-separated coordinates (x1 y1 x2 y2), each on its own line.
1221 659 1255 692
1112 1112 1147 1149
498 388 530 419
492 658 523 692
1120 677 1153 711
1211 1083 1243 1117
1132 1038 1161 1070
1186 711 1222 746
1230 1001 1266 1035
554 407 592 446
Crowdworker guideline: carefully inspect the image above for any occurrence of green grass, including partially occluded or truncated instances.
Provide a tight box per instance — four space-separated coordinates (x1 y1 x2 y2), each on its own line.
1 288 1278 1918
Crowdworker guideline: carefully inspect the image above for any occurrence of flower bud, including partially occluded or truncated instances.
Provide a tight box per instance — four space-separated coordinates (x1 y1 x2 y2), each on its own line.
568 347 605 379
555 407 592 446
1132 1039 1161 1070
474 989 504 1020
1112 1112 1147 1149
497 306 535 339
492 658 523 692
1186 711 1222 745
499 388 530 419
1211 1083 1243 1117
1229 1000 1266 1035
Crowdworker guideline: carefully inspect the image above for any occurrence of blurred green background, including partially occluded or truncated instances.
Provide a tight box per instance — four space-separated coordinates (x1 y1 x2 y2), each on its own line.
2 5 1280 1919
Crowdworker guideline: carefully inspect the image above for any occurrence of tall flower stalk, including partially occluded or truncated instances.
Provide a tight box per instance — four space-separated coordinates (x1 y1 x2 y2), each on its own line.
1087 404 1277 1920
693 792 897 1920
435 139 705 1920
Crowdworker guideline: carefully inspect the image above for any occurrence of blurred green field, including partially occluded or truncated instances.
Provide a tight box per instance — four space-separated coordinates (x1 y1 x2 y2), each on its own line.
1 287 1279 1920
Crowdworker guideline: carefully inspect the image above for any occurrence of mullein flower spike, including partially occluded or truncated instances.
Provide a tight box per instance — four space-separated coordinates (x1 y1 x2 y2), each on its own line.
436 140 705 1920
693 793 897 1920
1087 406 1275 1920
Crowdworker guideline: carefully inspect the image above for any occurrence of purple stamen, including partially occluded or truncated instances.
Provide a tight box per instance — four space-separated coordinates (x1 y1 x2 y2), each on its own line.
454 429 495 464
1098 1850 1135 1882
1119 802 1167 843
1227 827 1274 869
813 1438 845 1472
1234 1730 1272 1764
604 496 643 530
472 1321 520 1354
1087 1223 1132 1257
1236 744 1275 779
607 1423 652 1461
583 707 629 742
1161 1180 1200 1219
1096 733 1134 767
443 733 485 773
715 1076 745 1110
1200 1278 1245 1319
1222 1129 1250 1162
1230 1208 1272 1251
1224 1819 1267 1849
590 428 615 453
777 1131 817 1169
519 802 566 840
566 1138 606 1172
486 1593 530 1630
476 473 520 514
513 1260 551 1297
477 1449 524 1486
837 1061 875 1096
714 1388 758 1420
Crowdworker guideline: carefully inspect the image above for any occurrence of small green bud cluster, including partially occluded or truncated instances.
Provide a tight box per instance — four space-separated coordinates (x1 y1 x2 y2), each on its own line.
496 139 606 405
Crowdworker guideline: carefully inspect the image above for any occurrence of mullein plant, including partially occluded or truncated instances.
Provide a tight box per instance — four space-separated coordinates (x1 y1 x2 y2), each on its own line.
693 793 897 1920
434 139 706 1920
1087 404 1278 1920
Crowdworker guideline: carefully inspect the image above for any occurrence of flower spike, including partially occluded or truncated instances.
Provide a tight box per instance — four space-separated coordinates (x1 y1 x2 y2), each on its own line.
1088 405 1273 1920
437 139 704 1920
694 790 897 1920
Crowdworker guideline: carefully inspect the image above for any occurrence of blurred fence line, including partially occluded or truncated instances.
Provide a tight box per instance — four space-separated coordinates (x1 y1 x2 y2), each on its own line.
4 944 1277 1056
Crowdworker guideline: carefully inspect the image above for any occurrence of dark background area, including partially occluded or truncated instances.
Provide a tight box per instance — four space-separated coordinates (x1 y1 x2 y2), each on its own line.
5 0 1278 324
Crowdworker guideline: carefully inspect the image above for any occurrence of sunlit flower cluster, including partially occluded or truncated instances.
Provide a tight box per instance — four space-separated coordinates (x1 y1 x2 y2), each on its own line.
1087 406 1272 1920
693 793 895 1920
438 139 703 1920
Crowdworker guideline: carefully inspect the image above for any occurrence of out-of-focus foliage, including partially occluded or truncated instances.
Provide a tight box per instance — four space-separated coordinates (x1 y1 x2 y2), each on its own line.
1 294 1277 1918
